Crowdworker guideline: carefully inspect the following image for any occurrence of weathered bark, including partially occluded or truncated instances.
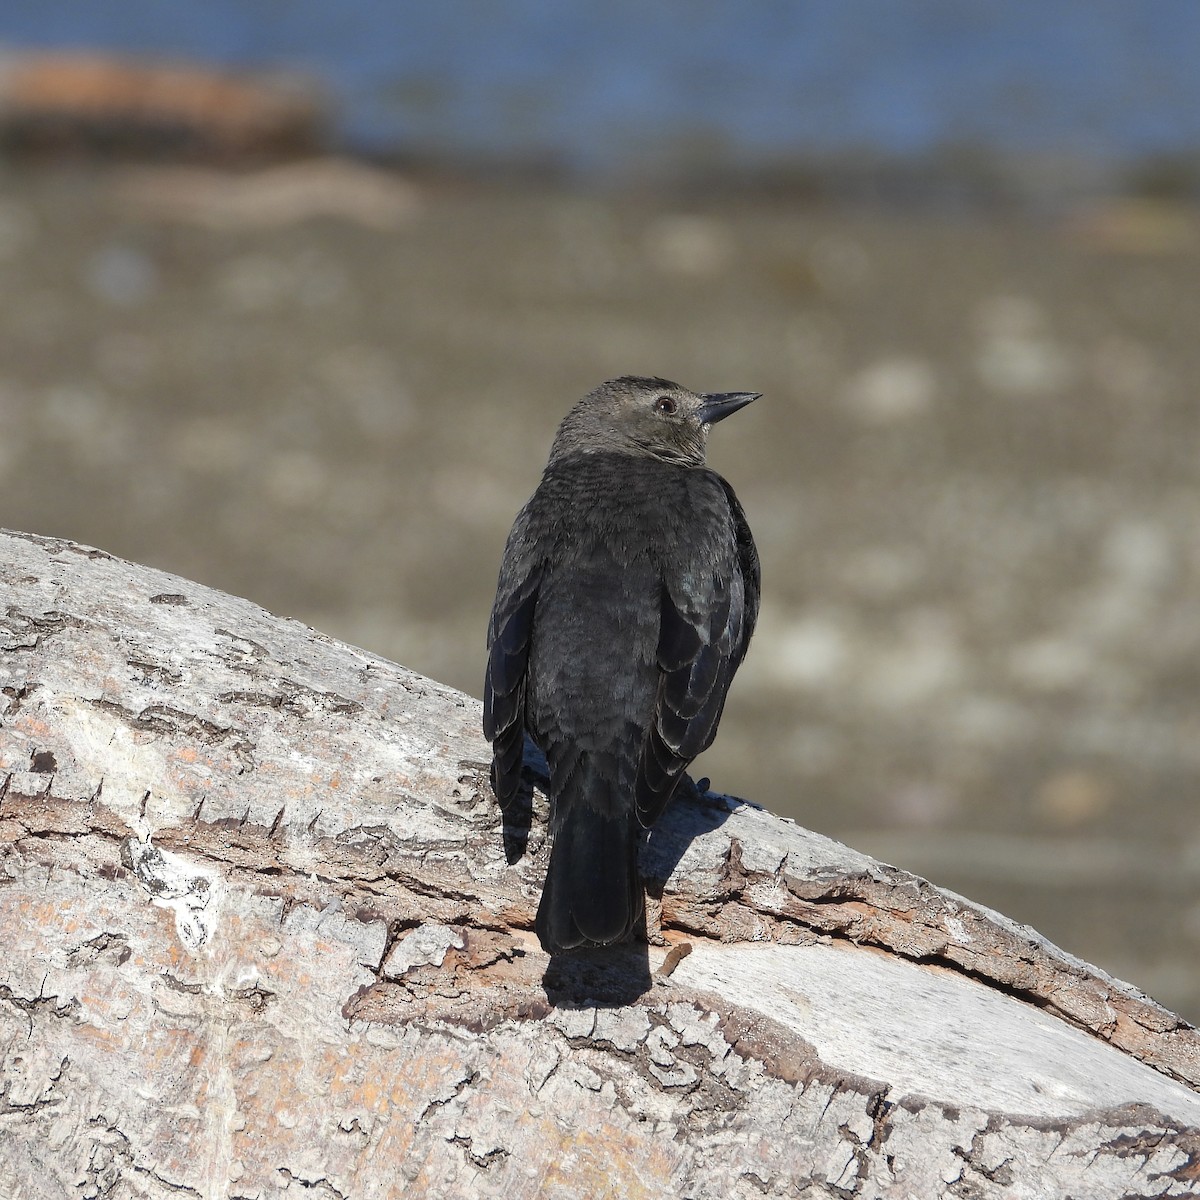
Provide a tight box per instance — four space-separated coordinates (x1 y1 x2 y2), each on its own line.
1 527 1198 1199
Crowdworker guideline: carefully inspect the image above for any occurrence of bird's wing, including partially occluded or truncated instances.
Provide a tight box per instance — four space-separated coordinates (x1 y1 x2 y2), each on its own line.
483 506 542 807
636 479 759 827
722 476 761 671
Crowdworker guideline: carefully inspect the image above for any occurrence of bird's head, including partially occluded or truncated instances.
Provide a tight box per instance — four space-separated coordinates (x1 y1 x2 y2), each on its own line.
548 376 760 468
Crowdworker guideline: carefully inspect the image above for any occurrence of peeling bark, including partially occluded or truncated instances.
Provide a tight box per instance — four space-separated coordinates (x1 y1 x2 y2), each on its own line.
1 527 1199 1199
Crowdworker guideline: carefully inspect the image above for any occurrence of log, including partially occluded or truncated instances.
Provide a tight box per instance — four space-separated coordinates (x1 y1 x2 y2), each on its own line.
1 527 1198 1199
0 51 324 160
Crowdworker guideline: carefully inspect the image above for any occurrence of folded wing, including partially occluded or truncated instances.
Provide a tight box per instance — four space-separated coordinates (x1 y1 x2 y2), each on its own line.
636 480 760 827
483 509 542 806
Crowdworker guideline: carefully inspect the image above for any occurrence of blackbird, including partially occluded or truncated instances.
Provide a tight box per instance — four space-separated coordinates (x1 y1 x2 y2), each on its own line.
484 376 760 952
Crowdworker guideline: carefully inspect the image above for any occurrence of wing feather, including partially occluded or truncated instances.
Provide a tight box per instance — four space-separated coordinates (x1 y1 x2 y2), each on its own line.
635 477 760 827
483 507 543 806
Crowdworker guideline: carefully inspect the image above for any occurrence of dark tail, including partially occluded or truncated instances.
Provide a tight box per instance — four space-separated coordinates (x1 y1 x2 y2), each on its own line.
535 790 642 954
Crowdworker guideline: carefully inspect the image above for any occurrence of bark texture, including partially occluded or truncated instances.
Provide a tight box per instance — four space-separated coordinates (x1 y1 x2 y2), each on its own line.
1 527 1199 1199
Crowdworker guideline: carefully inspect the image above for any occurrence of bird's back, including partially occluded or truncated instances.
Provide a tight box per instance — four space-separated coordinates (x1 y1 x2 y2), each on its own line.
485 414 759 953
525 456 665 783
521 452 734 948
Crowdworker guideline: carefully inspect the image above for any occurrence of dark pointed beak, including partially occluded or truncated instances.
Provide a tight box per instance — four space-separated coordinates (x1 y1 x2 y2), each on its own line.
698 391 761 425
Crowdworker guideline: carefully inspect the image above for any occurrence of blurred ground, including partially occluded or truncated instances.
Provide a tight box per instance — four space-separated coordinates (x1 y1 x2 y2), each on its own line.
1 160 1197 1020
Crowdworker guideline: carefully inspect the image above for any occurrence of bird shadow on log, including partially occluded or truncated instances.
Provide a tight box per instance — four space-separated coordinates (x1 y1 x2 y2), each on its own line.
640 772 751 897
499 738 743 1007
541 943 655 1007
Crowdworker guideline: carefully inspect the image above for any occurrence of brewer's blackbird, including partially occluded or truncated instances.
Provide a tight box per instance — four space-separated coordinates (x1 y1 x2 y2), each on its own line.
484 376 760 953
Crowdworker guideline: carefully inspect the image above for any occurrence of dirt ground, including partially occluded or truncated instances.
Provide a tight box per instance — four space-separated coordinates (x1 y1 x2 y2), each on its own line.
1 160 1197 1021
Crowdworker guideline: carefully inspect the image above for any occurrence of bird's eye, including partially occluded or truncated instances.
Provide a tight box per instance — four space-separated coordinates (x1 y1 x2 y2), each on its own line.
655 395 677 415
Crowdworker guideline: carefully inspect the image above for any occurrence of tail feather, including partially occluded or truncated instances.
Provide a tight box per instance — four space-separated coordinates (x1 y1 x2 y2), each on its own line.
535 786 641 954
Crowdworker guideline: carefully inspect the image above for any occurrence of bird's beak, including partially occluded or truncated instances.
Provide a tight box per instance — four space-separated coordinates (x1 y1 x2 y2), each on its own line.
697 392 762 425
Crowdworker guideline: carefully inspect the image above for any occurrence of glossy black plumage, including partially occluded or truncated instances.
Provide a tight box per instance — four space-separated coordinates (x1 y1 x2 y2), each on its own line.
484 376 760 953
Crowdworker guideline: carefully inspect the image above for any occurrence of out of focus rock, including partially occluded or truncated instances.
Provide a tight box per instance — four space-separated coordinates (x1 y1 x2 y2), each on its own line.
1008 636 1092 692
0 49 325 159
864 608 965 706
84 242 159 307
113 159 421 230
843 356 937 422
973 294 1076 397
884 780 957 828
645 213 733 276
755 609 852 690
1034 768 1114 829
213 252 293 312
1065 199 1199 255
39 382 132 467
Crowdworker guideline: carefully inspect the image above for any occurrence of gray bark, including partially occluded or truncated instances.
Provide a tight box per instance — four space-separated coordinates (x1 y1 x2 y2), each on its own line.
1 527 1198 1199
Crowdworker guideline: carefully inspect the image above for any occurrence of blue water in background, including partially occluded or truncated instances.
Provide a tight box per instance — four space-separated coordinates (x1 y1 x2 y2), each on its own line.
2 1 1198 175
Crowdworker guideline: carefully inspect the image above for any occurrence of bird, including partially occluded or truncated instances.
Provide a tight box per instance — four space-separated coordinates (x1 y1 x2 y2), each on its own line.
483 376 760 954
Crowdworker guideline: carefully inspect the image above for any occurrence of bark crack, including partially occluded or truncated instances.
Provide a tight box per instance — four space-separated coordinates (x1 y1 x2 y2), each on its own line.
1 681 36 713
217 683 363 717
83 1114 205 1198
0 982 81 1027
276 1168 348 1198
87 698 255 771
0 1054 68 1116
1 606 89 652
450 1133 512 1171
66 932 132 968
416 1069 479 1123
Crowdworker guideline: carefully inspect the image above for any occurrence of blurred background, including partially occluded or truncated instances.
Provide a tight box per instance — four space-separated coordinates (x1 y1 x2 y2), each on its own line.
0 2 1198 1020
